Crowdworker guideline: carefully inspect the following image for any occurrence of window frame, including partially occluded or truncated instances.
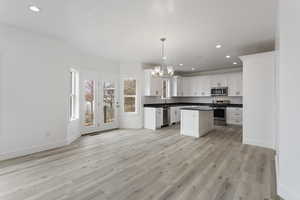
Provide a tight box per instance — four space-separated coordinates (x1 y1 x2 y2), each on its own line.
103 80 116 124
69 69 79 121
123 78 137 114
161 79 171 99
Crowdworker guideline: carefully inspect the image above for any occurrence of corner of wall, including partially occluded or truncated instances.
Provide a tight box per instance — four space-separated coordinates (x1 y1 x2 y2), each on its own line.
278 183 300 200
243 137 275 150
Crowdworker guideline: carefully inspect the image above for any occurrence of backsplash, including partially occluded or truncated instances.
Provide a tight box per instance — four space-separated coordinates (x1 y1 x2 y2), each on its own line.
143 97 178 104
144 96 243 104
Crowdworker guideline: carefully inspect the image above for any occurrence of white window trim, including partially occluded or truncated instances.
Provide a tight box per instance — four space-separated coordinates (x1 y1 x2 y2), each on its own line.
69 68 79 121
161 79 171 99
123 78 138 114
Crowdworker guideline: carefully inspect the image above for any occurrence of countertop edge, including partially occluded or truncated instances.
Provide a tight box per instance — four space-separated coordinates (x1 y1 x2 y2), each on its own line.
143 103 243 108
180 107 214 111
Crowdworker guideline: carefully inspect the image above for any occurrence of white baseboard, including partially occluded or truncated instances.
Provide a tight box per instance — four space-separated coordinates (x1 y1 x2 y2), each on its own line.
278 183 300 200
0 140 67 161
243 138 275 150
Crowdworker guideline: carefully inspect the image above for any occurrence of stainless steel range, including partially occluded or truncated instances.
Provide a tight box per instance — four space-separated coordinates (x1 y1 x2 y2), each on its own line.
210 100 230 126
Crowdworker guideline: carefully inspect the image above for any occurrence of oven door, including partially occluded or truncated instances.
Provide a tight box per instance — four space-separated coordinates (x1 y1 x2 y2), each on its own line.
213 107 226 125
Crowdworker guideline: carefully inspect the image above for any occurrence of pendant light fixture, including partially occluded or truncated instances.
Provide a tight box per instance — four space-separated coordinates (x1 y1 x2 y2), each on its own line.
151 38 174 78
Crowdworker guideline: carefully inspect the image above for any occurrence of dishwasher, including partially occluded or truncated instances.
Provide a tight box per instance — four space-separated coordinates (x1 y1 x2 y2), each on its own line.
162 107 170 127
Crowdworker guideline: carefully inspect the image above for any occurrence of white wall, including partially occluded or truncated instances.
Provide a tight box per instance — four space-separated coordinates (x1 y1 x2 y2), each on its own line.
277 1 300 199
240 52 276 150
119 63 144 129
0 24 119 160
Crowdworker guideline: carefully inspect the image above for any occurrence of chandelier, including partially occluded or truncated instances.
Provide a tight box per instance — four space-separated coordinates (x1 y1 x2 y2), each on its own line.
151 38 174 78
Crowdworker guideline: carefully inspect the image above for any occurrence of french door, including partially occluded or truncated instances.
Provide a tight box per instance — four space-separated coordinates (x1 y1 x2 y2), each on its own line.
101 79 119 130
80 70 119 135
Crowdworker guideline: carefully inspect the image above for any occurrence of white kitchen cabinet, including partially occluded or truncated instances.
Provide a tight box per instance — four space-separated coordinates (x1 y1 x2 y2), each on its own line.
210 74 228 88
226 107 243 125
180 109 214 138
182 77 192 96
170 107 180 124
190 76 201 96
227 72 243 96
198 75 211 96
171 76 183 97
145 71 243 98
144 69 162 96
144 107 163 130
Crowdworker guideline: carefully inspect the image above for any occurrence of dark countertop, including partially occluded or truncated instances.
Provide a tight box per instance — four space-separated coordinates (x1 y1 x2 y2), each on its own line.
144 102 243 108
180 107 213 111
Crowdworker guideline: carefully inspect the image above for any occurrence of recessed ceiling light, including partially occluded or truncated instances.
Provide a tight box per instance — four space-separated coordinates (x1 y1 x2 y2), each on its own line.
179 64 183 66
192 68 195 71
233 62 238 65
226 55 231 58
29 5 41 13
216 44 222 49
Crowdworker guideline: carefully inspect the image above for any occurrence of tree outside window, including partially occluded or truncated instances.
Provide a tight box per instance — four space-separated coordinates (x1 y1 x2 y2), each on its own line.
124 79 137 113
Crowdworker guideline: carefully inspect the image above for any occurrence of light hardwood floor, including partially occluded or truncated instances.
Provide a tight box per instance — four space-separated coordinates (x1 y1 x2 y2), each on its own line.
0 126 277 200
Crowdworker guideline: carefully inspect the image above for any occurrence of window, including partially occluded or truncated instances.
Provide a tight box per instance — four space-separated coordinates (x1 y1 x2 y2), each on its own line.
69 69 79 121
123 79 137 113
103 81 115 123
162 79 170 99
84 80 95 126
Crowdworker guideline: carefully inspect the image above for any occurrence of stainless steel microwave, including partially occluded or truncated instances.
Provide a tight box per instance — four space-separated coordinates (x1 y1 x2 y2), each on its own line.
211 87 228 96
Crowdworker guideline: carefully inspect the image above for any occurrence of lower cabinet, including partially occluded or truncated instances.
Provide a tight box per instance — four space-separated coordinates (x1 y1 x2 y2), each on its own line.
226 107 243 125
180 110 214 138
144 107 163 130
170 107 181 124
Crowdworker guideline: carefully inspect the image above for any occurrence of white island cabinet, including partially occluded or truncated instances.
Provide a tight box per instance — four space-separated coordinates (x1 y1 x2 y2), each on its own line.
180 107 214 138
144 107 163 130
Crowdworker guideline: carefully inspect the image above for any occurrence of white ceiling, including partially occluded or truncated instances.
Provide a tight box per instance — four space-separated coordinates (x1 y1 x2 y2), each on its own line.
0 0 277 72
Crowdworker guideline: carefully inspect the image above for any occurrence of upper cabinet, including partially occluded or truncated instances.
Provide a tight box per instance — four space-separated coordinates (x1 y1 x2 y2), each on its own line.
144 70 243 97
198 75 211 96
181 76 211 97
210 74 228 88
182 77 192 96
227 72 243 96
144 69 162 96
171 76 183 97
190 76 200 96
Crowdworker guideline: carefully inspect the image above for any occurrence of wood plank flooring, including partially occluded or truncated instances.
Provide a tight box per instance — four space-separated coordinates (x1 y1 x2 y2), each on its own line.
0 126 277 200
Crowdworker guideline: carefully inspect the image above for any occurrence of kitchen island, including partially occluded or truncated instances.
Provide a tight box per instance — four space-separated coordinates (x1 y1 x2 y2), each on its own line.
180 107 214 138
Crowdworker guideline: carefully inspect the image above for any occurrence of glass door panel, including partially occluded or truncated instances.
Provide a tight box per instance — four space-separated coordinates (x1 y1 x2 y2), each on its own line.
103 81 115 124
84 80 95 126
